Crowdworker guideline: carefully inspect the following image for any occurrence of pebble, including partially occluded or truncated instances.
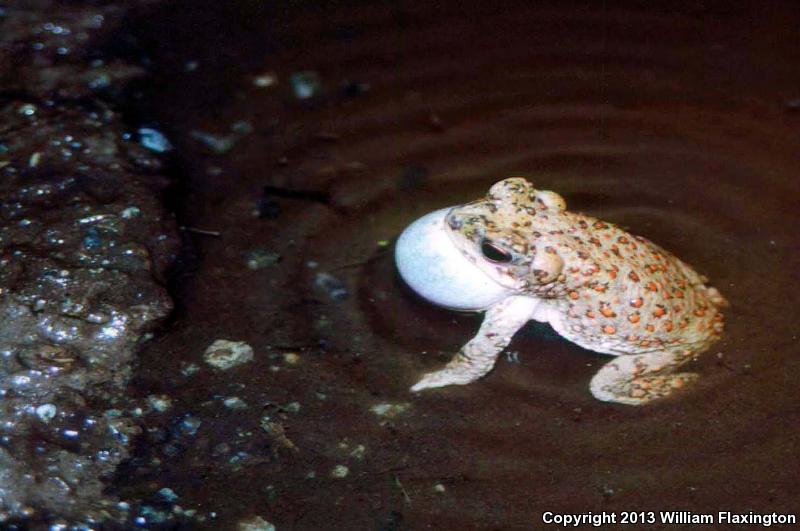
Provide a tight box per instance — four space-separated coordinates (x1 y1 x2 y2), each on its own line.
35 404 57 422
245 248 281 270
147 395 172 412
223 397 248 410
253 72 277 88
369 402 411 419
138 127 173 153
283 352 300 365
238 515 276 531
314 272 348 301
290 71 322 100
204 340 254 370
330 465 350 479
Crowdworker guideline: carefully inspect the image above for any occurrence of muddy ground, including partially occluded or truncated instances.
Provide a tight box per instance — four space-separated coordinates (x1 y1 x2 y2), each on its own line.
3 1 800 529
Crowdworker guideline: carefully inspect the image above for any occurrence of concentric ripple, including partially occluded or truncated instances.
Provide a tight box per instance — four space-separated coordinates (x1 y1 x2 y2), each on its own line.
130 2 800 528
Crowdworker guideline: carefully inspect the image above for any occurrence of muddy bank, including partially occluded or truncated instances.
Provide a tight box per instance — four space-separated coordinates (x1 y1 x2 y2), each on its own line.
0 1 177 527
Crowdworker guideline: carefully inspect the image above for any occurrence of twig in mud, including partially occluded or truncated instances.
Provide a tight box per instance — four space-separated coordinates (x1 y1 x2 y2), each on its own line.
180 226 221 237
394 476 412 506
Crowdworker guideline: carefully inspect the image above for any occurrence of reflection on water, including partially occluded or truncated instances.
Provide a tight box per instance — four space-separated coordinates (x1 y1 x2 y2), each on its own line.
125 1 800 528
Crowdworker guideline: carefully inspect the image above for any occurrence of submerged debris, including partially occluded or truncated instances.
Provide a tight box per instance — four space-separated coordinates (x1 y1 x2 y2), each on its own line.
204 340 254 370
369 402 411 419
290 70 323 100
245 248 281 270
314 272 348 301
330 465 350 479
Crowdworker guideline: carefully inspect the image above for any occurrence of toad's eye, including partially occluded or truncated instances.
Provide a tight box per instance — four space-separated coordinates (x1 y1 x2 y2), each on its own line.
480 240 512 263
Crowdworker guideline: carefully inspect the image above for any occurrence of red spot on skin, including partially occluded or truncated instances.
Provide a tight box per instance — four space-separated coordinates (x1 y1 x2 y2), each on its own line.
646 324 656 333
617 236 629 244
586 310 596 319
603 325 616 334
694 308 706 317
675 290 685 299
628 312 640 323
664 321 674 332
646 281 659 292
630 298 644 308
593 284 608 293
608 269 617 280
600 305 616 318
653 306 666 318
628 271 640 282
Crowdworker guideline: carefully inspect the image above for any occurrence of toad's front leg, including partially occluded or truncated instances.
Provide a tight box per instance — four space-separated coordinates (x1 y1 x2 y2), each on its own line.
410 296 540 392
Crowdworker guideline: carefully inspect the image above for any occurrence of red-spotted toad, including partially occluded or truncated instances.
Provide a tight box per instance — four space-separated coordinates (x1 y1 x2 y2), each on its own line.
395 178 727 405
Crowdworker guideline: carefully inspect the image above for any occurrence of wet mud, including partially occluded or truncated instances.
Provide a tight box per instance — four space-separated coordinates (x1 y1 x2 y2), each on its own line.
5 0 800 529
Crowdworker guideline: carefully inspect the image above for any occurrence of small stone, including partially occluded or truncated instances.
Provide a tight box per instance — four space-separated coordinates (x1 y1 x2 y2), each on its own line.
245 248 281 270
223 397 248 410
179 415 202 436
349 444 366 460
237 515 276 531
284 401 301 414
147 394 172 412
253 73 277 88
290 71 322 100
138 127 173 153
35 404 57 422
121 206 141 218
433 483 446 493
158 487 179 502
204 340 254 370
369 402 411 419
230 120 254 135
190 130 237 154
283 352 300 365
330 465 349 479
314 272 348 301
181 362 200 376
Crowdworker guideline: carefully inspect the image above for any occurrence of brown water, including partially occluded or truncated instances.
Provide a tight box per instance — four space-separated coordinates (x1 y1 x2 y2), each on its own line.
120 1 800 529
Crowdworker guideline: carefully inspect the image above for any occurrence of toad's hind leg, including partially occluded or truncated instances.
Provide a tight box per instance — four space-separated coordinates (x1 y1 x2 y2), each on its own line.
589 349 699 405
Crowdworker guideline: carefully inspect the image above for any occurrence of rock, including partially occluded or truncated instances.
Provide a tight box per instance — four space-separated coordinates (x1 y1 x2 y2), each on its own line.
204 340 254 370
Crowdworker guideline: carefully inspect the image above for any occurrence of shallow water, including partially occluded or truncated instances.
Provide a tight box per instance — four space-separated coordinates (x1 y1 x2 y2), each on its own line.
121 1 800 528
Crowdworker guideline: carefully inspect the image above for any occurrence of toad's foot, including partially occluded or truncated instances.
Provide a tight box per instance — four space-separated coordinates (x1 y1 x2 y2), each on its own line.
590 350 699 405
410 296 540 393
410 355 488 392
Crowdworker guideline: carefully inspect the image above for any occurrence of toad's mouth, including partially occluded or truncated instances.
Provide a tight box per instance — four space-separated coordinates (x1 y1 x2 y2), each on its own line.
395 207 514 311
